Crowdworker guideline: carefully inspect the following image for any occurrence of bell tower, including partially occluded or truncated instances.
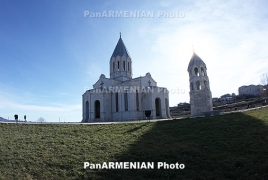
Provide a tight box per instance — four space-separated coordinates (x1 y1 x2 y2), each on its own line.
188 52 213 116
110 33 132 81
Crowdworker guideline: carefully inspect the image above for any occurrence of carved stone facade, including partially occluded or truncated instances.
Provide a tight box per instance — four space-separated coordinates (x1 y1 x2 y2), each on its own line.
188 52 213 116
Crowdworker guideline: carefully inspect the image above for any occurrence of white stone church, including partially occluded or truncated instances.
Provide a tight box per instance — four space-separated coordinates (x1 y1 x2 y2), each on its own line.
82 35 170 122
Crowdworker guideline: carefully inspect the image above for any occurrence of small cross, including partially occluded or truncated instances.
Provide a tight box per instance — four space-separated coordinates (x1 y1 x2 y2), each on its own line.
148 80 151 87
120 32 121 38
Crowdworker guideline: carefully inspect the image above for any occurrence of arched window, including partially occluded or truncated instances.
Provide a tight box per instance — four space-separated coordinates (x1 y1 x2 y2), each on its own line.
124 90 128 111
94 100 100 118
191 83 194 90
123 61 125 71
113 62 115 72
155 98 161 117
204 80 208 88
194 68 199 76
136 90 139 111
201 67 205 76
196 81 201 90
117 61 119 71
85 101 89 121
115 92 119 112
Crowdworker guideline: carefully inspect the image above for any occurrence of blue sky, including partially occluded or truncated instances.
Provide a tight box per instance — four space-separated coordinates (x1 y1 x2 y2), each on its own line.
0 0 268 122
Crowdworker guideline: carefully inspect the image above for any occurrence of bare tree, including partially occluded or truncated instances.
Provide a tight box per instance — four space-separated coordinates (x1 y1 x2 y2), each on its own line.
261 73 268 97
37 117 45 123
260 73 268 86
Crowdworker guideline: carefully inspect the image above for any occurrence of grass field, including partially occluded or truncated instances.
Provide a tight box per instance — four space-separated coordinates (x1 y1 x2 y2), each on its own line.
1 107 268 179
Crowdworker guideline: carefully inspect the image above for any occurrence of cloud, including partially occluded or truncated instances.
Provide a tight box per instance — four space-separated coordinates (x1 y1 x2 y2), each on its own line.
0 101 80 112
87 63 103 80
131 0 268 105
0 88 81 122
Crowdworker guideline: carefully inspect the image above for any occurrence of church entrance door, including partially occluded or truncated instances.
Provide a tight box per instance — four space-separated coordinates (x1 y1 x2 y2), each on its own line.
95 100 100 119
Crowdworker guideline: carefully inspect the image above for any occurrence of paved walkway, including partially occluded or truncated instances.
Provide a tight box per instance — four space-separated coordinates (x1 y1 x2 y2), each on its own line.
0 118 173 125
220 104 268 114
1 105 267 125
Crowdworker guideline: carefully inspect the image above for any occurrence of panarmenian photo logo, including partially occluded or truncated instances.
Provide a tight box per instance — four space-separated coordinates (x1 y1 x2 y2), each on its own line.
83 162 185 170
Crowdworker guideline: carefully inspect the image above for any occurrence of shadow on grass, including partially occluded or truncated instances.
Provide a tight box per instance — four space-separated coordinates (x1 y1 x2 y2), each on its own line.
93 111 268 179
125 124 147 133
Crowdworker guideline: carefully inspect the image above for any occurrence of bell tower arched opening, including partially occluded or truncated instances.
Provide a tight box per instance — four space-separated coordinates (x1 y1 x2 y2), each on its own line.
194 67 199 76
196 81 201 90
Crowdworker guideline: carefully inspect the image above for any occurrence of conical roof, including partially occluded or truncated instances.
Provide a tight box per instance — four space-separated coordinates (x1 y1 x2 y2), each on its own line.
111 35 131 59
187 52 206 71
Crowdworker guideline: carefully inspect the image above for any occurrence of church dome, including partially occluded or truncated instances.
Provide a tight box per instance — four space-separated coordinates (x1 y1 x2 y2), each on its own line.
111 34 131 59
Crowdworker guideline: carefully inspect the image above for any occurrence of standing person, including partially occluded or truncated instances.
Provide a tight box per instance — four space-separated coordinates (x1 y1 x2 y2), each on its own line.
14 114 18 123
24 115 27 122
